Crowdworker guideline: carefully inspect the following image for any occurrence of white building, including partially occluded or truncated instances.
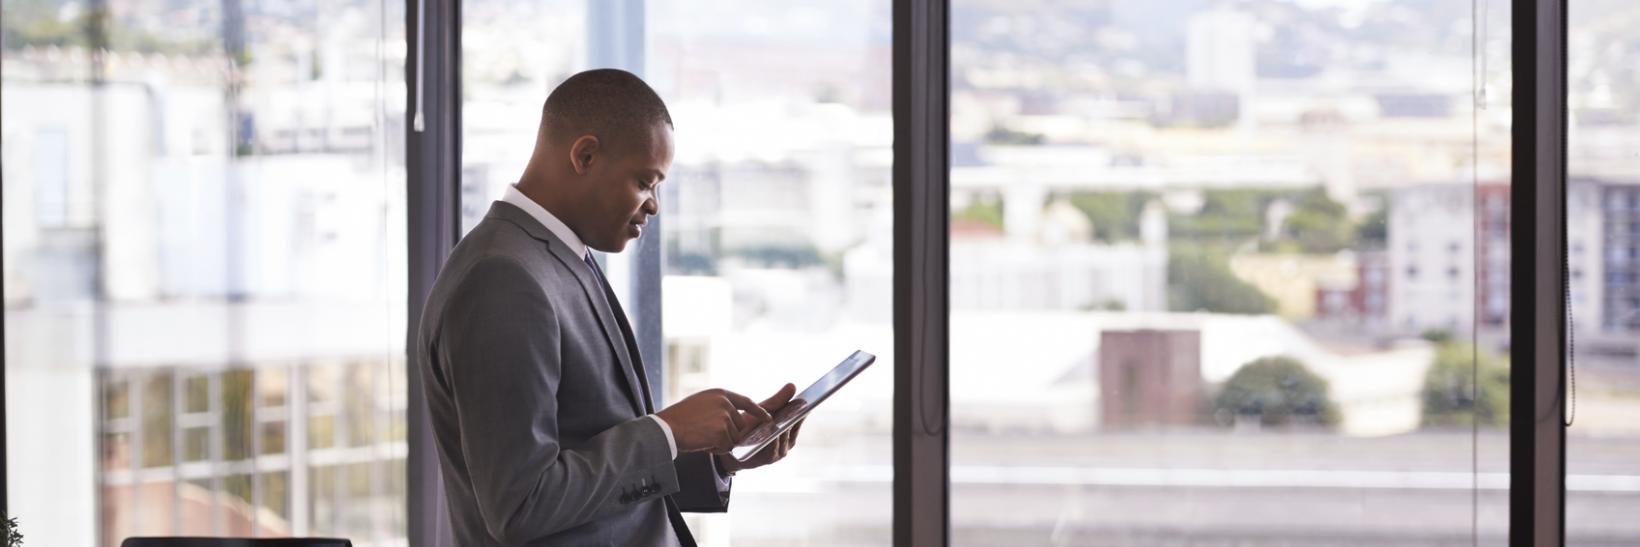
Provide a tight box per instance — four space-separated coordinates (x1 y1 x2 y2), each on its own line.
1388 181 1604 338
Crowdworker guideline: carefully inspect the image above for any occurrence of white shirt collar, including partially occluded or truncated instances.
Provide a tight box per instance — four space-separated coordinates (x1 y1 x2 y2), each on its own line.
501 184 589 259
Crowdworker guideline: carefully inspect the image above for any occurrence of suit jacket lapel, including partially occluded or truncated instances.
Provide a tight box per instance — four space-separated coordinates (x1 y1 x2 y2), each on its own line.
487 202 648 417
588 257 657 413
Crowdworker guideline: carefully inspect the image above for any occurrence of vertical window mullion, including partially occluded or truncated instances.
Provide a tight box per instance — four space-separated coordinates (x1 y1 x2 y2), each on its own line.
893 0 951 545
1510 0 1569 544
406 0 462 546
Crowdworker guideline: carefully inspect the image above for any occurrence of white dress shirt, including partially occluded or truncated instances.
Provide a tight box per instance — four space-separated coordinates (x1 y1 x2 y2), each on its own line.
500 184 679 460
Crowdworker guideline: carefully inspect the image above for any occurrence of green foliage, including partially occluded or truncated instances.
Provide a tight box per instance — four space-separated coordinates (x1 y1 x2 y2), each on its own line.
952 197 1005 232
1356 206 1389 248
1064 191 1157 243
1168 187 1360 254
3 2 212 54
1281 189 1355 253
1420 329 1453 344
1168 188 1279 241
1421 343 1511 427
982 124 1045 145
2 0 87 50
1167 245 1276 315
1212 356 1341 427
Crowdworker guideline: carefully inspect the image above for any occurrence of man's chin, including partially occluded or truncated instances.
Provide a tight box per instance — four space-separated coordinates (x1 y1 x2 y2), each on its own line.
590 238 629 254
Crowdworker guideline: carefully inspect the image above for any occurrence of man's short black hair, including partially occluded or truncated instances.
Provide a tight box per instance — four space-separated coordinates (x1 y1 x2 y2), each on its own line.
541 68 673 153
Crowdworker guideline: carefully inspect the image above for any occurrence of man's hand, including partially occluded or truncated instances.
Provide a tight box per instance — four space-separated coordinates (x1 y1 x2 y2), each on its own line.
722 383 804 474
656 389 771 454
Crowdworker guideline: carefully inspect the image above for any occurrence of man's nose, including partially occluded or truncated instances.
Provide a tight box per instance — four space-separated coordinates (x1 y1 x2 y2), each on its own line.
642 195 660 216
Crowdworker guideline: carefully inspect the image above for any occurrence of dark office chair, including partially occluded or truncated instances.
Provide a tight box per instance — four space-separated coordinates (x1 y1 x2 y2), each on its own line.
121 539 352 547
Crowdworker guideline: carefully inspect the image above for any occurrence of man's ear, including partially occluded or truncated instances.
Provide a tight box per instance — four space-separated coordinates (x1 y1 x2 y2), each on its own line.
569 135 601 175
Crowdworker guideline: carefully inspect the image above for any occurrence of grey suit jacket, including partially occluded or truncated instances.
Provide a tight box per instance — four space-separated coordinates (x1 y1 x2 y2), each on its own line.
415 202 732 546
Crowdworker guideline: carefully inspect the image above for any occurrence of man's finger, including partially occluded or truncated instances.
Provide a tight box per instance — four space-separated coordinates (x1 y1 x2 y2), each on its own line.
788 418 806 446
729 406 755 433
760 383 797 412
723 413 743 445
718 422 738 453
723 390 772 421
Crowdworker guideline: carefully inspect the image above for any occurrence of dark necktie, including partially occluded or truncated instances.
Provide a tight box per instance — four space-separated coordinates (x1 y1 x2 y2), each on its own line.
583 252 607 293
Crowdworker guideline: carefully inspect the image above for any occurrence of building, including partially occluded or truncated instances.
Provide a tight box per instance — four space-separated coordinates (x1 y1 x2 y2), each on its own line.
1315 250 1389 325
1387 181 1604 338
1601 181 1640 331
1229 252 1360 320
1099 330 1202 429
3 46 406 546
1186 8 1257 96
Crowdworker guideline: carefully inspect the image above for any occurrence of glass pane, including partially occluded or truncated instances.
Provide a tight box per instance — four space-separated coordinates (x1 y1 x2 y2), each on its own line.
106 377 132 420
259 367 288 409
184 373 211 413
260 421 287 455
310 464 339 534
949 1 1510 544
141 372 176 467
259 471 292 534
222 473 256 536
1566 1 1640 543
344 361 378 447
460 1 894 543
650 2 894 544
459 0 585 233
183 426 211 462
2 0 408 543
309 414 337 450
222 369 256 461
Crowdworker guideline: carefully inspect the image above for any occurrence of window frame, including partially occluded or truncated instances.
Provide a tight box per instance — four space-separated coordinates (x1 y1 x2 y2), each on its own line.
892 0 951 545
1510 0 1570 544
405 0 462 545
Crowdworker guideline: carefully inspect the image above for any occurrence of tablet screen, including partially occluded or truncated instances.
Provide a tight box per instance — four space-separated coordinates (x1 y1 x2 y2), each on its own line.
729 350 875 462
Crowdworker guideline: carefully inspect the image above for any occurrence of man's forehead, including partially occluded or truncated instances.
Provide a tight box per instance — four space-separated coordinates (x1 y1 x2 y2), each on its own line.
641 124 675 169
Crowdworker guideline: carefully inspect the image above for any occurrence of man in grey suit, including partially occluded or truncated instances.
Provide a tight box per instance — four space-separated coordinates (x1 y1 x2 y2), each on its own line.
415 69 805 546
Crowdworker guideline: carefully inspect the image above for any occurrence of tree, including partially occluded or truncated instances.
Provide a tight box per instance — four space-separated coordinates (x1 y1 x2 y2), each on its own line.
1212 356 1341 428
1421 342 1511 427
982 123 1045 145
1167 246 1276 315
1066 191 1157 243
1282 189 1355 253
1356 206 1389 249
1168 188 1278 241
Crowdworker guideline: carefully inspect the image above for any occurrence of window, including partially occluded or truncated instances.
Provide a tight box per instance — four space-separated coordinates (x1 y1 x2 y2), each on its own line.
459 1 892 543
2 1 408 544
949 0 1516 543
1567 1 1640 542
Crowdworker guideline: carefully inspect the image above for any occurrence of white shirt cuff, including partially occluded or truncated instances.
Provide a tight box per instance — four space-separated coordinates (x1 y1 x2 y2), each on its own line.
648 414 678 460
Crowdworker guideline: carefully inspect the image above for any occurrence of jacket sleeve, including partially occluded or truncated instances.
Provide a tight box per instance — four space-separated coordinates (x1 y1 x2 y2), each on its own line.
672 452 733 512
441 257 682 544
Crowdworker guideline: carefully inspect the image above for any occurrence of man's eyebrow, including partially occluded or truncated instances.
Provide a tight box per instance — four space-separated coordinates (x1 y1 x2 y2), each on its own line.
645 169 667 182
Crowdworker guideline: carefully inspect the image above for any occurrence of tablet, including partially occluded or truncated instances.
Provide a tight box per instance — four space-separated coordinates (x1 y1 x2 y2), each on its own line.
728 350 876 462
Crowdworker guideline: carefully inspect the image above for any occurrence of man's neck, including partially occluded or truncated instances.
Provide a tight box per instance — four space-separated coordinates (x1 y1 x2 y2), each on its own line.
516 175 568 227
